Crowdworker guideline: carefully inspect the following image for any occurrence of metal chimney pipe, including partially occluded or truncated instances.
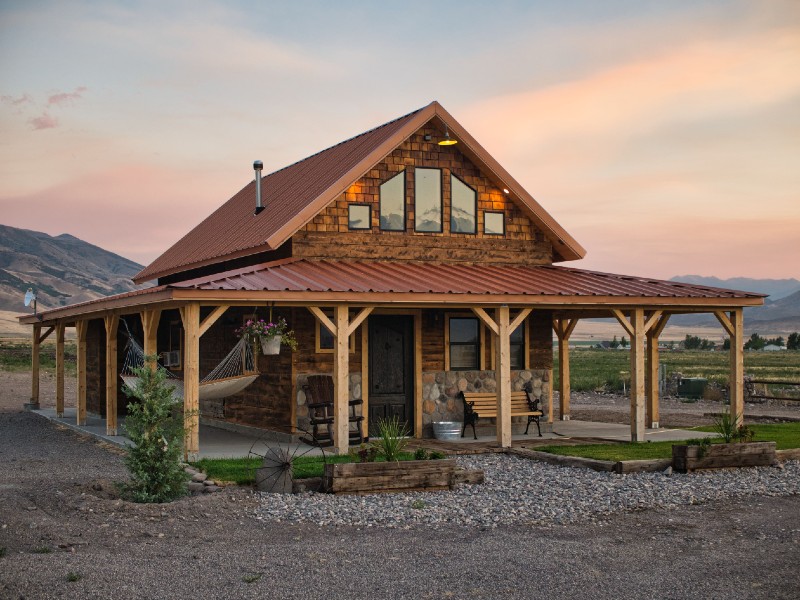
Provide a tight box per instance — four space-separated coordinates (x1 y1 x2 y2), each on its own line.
253 160 264 215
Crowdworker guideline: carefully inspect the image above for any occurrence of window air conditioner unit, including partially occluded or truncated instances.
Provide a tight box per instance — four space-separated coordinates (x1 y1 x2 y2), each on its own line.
161 350 181 368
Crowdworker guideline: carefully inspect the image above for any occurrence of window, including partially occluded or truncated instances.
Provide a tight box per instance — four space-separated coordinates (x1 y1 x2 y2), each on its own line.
379 171 405 230
449 317 479 370
510 324 525 370
450 174 476 234
414 167 442 232
484 211 505 235
315 317 356 353
348 204 371 230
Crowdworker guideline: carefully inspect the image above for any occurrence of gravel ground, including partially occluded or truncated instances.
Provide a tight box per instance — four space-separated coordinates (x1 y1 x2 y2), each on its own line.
257 454 800 529
1 371 800 599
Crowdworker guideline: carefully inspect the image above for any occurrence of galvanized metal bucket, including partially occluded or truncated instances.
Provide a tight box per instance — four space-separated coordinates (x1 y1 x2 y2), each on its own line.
432 421 462 441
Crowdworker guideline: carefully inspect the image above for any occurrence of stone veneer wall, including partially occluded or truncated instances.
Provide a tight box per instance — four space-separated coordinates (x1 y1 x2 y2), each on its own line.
421 369 551 437
295 373 363 433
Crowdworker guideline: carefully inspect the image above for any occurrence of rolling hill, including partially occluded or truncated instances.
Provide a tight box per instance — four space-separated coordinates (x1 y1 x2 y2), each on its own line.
0 224 147 315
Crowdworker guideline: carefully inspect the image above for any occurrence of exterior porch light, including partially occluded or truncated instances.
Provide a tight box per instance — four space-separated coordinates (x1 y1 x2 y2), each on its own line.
438 124 458 146
503 188 510 194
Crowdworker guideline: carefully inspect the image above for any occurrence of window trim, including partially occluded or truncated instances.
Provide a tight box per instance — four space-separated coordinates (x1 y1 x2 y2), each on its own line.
484 210 505 236
379 170 406 231
414 167 443 233
347 203 372 231
449 172 477 235
444 314 486 371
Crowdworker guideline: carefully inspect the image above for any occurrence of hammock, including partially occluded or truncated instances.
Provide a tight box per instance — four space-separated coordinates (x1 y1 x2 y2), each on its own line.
120 334 259 401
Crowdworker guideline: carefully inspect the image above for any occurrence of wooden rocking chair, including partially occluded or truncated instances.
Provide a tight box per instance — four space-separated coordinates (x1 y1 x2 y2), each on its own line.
303 375 365 447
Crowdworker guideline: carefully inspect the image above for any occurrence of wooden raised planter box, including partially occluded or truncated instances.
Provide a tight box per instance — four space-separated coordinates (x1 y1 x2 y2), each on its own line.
322 459 484 495
672 441 777 473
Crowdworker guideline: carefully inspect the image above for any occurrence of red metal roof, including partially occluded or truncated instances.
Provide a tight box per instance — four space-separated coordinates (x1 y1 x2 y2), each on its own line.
133 101 587 284
173 258 764 300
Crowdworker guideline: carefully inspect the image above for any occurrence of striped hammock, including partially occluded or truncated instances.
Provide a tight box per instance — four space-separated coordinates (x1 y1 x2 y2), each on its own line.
120 334 258 401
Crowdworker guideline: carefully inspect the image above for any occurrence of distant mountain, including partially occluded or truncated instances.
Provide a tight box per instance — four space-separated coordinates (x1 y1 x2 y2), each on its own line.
669 275 800 301
0 224 147 313
666 275 800 333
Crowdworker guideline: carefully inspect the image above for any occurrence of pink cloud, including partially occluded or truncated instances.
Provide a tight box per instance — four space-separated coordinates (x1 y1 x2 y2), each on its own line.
0 93 33 106
47 86 87 106
28 112 59 130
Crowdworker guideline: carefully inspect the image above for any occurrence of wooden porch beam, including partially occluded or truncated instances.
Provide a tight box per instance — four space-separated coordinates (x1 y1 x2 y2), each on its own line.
714 310 735 337
346 307 374 337
180 303 200 461
509 308 532 334
307 306 337 337
198 304 230 338
38 326 55 345
611 309 635 337
104 314 120 435
55 322 65 417
471 307 499 335
643 310 664 335
75 320 88 426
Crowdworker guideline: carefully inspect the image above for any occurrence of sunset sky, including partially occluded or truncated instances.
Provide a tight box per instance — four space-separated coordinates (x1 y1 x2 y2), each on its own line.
1 0 798 280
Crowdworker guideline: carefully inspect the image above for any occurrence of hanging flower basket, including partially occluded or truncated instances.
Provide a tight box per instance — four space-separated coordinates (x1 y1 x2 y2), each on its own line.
260 336 282 355
237 316 298 356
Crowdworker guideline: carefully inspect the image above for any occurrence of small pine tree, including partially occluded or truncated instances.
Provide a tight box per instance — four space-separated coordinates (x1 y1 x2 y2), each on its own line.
788 332 800 351
121 356 188 503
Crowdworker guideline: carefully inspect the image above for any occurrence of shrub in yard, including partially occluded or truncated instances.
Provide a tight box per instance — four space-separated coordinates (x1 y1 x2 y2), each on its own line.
373 415 409 462
121 356 188 503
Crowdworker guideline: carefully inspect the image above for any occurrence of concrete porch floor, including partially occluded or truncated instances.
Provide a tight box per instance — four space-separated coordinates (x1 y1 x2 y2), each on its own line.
30 407 715 459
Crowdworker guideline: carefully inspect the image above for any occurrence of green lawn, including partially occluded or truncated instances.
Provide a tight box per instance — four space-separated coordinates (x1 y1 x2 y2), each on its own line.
536 422 800 461
553 347 800 392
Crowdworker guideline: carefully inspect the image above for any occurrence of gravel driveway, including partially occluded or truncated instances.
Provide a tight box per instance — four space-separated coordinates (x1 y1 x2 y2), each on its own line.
1 372 799 599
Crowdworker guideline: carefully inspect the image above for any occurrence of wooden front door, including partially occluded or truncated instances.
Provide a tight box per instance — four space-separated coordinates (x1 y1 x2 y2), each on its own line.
368 315 414 436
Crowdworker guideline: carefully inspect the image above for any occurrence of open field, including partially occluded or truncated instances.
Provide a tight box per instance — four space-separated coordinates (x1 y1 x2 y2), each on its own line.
554 347 800 391
570 319 798 343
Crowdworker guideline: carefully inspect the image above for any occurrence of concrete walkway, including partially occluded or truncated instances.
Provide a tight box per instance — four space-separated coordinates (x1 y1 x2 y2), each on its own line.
30 407 714 458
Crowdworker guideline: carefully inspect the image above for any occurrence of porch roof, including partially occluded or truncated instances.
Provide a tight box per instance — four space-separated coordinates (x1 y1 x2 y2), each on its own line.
19 258 765 325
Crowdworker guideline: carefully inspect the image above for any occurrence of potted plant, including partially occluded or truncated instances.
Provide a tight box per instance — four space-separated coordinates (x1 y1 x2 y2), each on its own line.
236 317 298 355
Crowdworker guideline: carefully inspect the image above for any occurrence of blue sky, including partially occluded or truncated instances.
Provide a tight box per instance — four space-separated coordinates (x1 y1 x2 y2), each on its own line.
1 0 798 278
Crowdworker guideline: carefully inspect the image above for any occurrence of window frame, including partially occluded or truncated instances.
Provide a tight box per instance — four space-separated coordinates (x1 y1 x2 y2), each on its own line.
445 314 486 371
379 170 406 231
347 203 372 231
489 316 530 370
484 211 505 236
414 167 443 233
449 173 477 235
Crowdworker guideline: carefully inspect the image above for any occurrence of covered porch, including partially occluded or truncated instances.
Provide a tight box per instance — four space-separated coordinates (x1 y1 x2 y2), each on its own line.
21 260 763 460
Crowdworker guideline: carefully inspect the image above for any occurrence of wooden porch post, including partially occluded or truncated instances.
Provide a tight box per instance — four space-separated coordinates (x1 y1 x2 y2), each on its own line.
55 322 65 417
180 303 200 461
553 318 578 421
333 305 350 454
76 320 88 426
496 306 512 447
645 314 670 429
104 314 120 435
715 309 744 427
472 306 530 448
29 322 42 409
141 309 161 367
612 309 655 442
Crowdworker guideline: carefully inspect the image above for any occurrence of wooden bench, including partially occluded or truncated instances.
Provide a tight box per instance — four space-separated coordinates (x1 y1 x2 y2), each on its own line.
458 388 543 439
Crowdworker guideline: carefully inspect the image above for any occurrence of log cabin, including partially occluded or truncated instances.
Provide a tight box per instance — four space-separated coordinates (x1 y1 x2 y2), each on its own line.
20 101 764 459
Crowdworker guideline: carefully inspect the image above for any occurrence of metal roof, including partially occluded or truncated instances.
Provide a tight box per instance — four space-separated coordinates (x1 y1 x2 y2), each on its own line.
133 101 587 284
173 258 764 300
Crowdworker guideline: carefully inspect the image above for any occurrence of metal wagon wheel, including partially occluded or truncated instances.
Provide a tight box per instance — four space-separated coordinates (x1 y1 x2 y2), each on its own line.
248 426 326 494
